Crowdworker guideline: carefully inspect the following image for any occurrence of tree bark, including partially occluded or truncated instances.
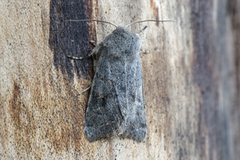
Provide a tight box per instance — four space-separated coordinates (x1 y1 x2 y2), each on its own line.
0 0 239 159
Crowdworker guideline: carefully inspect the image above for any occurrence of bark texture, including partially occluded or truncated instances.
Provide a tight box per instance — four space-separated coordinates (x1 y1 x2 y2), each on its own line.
0 0 239 159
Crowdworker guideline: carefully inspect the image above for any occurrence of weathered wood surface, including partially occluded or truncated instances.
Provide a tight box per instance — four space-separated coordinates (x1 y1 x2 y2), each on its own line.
0 0 239 159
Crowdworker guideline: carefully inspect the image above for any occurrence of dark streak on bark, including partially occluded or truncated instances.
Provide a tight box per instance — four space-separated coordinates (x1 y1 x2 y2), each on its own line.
49 0 91 78
191 0 233 159
227 0 240 157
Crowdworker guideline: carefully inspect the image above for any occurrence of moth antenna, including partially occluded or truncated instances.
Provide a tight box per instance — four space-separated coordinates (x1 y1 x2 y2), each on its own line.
126 20 173 28
65 19 117 28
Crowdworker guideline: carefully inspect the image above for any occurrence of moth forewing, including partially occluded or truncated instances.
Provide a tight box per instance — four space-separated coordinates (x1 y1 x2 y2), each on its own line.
66 19 172 142
84 26 146 142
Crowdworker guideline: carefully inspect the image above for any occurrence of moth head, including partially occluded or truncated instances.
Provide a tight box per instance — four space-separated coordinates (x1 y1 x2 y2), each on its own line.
65 19 173 60
103 25 141 61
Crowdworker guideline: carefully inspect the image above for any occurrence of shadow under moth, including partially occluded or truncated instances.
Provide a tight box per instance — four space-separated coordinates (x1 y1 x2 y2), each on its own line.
66 19 172 142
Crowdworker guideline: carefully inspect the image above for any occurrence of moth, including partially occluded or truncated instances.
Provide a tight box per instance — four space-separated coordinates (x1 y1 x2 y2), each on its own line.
66 19 172 142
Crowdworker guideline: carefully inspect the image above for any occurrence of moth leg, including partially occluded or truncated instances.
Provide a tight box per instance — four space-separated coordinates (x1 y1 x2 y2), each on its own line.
138 26 156 57
66 47 95 60
65 43 101 60
138 26 160 57
78 86 91 95
89 40 96 47
66 43 100 95
138 26 148 35
140 47 159 57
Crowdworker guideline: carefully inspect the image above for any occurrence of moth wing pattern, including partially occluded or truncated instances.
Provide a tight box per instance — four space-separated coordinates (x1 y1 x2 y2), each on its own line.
84 26 146 142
